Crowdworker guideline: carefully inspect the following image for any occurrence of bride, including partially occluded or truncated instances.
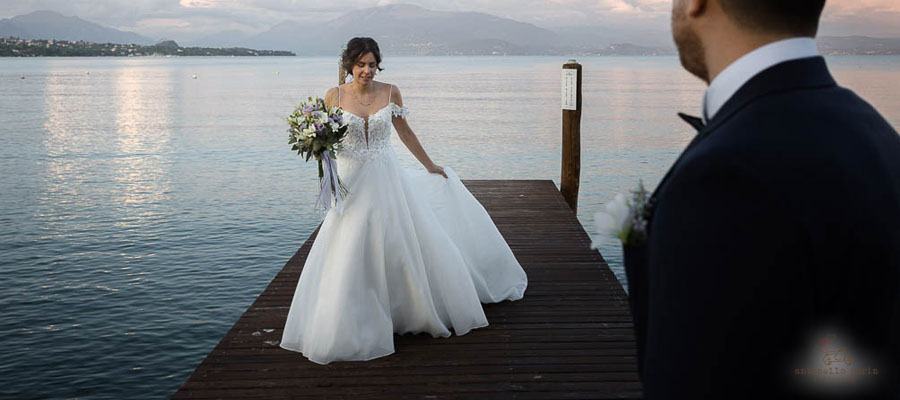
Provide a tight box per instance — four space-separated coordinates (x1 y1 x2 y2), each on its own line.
279 37 528 364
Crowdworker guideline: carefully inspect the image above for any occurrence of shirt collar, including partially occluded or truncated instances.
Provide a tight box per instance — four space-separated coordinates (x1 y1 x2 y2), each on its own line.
702 37 819 123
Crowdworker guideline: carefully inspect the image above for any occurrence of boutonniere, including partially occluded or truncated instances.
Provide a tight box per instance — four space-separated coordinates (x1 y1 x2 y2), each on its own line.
591 180 654 248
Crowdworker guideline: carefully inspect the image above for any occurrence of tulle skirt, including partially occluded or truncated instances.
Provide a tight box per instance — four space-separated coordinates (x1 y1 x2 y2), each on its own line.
279 149 528 364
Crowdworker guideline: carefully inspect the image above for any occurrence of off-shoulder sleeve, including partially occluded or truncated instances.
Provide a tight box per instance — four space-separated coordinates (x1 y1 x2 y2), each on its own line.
390 102 409 119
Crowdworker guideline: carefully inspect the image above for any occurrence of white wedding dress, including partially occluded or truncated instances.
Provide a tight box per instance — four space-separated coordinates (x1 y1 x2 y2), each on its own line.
279 86 528 364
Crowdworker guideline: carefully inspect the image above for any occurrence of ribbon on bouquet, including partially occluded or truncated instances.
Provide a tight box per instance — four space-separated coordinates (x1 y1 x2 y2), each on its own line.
314 152 345 215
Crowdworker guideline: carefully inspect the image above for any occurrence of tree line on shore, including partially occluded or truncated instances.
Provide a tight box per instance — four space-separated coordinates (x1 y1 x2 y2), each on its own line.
0 37 295 57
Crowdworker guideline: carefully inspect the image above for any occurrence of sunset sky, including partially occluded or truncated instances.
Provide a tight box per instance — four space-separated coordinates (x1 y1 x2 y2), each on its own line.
2 0 899 41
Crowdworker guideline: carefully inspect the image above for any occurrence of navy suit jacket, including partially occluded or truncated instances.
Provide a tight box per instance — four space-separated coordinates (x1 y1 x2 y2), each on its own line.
624 56 900 398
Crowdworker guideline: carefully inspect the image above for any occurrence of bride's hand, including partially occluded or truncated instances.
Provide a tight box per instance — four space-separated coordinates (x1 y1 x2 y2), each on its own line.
427 163 448 179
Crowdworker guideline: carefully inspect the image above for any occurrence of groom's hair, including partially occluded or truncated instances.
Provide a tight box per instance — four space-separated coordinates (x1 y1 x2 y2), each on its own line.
720 0 826 36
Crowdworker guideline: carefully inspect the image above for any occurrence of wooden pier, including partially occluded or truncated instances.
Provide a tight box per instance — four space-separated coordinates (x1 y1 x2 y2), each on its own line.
173 180 642 399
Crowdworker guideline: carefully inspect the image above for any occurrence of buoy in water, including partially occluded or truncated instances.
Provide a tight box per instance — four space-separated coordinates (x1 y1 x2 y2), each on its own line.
20 75 25 79
192 74 198 79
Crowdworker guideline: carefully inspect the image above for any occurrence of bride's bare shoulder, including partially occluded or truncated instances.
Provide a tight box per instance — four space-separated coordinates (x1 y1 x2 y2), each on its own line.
324 86 340 108
386 83 403 105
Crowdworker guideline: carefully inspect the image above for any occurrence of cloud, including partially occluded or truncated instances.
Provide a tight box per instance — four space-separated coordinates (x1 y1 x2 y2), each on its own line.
822 0 900 18
820 0 900 37
135 17 191 29
1 0 898 41
179 0 218 7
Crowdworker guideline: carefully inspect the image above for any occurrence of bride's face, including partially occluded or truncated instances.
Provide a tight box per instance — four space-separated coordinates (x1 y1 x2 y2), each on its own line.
352 52 378 84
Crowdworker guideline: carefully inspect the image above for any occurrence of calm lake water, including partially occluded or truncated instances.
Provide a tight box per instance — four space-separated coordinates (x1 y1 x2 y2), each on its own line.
1 55 899 399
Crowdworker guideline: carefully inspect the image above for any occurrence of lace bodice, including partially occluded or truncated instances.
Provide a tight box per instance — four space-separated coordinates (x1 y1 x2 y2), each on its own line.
339 101 408 162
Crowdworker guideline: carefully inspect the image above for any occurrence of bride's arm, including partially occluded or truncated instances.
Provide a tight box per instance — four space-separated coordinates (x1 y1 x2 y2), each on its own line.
390 85 448 179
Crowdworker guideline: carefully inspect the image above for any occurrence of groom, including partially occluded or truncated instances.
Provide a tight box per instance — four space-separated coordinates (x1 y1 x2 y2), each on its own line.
624 0 900 398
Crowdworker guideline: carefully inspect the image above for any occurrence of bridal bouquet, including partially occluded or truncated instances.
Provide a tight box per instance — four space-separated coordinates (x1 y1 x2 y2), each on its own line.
286 96 349 213
591 180 652 248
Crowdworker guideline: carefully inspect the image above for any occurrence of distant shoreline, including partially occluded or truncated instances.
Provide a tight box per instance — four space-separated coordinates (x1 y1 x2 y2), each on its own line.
0 37 295 57
2 35 899 58
3 54 900 59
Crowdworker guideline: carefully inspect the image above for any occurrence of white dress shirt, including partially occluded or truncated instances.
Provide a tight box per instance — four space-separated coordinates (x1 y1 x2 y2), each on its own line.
702 37 820 123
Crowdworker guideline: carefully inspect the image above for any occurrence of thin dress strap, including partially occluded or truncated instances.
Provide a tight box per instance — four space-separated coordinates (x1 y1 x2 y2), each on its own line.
388 84 393 105
338 86 341 108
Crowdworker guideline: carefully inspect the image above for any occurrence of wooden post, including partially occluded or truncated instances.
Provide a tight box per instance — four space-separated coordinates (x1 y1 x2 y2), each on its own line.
561 60 582 213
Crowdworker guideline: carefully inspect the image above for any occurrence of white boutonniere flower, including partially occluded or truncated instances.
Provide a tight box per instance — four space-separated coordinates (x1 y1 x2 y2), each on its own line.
591 180 652 248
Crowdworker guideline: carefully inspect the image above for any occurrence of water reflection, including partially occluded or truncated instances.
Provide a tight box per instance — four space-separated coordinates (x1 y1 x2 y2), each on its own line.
112 65 174 215
41 70 95 207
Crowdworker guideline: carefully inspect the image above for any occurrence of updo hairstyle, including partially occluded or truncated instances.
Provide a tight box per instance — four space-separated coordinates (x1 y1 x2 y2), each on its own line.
341 37 384 78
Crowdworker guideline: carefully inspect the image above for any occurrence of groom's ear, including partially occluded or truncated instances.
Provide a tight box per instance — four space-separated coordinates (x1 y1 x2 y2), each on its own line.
686 0 707 18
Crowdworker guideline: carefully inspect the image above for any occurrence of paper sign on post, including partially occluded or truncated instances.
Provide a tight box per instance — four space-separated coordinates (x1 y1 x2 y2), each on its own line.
562 69 577 110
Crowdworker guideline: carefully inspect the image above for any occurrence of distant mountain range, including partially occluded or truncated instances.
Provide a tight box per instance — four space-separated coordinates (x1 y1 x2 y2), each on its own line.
0 10 154 45
193 5 676 55
2 7 900 56
230 5 571 55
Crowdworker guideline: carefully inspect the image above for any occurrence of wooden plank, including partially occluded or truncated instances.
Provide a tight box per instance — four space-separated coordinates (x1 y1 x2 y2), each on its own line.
172 180 641 399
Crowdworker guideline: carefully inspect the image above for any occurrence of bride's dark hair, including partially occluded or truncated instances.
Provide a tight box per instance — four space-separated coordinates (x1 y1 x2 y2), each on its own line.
341 37 384 77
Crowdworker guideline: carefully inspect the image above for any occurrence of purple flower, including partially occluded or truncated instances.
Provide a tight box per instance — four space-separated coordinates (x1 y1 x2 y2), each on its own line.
314 122 323 132
302 104 315 115
333 114 343 124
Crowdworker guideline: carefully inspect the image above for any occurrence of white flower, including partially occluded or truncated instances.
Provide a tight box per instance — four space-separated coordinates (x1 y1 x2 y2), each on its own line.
591 193 630 249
